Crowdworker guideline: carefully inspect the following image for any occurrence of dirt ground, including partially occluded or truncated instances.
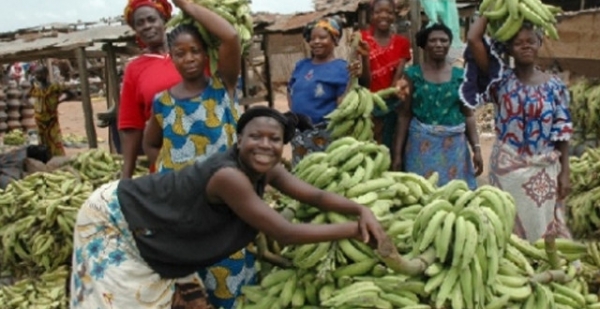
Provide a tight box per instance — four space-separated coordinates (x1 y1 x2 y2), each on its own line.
57 94 495 184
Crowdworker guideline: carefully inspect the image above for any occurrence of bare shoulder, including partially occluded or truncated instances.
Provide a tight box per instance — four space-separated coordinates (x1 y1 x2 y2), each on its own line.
211 167 249 185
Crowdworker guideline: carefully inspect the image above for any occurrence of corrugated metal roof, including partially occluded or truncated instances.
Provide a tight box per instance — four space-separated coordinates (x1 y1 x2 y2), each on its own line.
265 12 325 32
0 25 134 60
266 0 479 32
252 12 282 25
313 0 365 12
266 0 367 32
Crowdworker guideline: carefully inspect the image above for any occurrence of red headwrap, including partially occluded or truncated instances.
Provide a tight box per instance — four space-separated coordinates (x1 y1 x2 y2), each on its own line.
124 0 173 28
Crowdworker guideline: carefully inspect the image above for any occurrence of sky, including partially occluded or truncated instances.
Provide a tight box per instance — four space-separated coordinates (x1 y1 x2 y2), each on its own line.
0 0 314 33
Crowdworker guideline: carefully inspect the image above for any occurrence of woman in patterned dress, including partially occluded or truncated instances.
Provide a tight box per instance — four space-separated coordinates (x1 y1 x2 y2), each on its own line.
70 107 387 309
29 66 75 157
361 0 412 152
392 24 483 189
465 17 573 242
141 1 247 308
287 17 371 166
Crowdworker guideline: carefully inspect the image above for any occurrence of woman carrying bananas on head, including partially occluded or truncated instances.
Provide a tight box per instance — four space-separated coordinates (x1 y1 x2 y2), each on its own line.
69 106 387 309
139 0 247 308
392 23 483 189
463 16 573 242
287 17 371 166
360 0 411 152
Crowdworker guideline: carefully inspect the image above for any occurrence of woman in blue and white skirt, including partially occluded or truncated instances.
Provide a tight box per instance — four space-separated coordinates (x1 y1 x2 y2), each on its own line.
69 106 387 308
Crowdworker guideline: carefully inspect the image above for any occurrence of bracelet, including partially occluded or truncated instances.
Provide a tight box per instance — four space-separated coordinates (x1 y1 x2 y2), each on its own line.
473 144 481 149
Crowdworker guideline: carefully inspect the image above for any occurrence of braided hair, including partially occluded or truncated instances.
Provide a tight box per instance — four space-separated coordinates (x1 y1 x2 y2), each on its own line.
167 24 208 51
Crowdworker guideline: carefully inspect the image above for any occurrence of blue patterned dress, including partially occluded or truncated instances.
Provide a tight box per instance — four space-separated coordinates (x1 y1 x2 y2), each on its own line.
153 77 255 309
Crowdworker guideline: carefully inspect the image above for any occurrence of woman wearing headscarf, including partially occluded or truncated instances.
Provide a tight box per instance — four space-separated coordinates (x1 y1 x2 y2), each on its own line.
69 106 387 308
392 24 483 189
360 0 411 152
288 16 371 166
118 0 182 179
464 17 573 242
29 65 75 157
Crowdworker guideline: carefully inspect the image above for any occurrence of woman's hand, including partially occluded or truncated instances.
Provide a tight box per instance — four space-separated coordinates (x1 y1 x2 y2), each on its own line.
557 170 571 201
347 59 363 78
356 39 370 58
356 207 386 245
472 148 484 177
347 39 369 78
395 77 410 102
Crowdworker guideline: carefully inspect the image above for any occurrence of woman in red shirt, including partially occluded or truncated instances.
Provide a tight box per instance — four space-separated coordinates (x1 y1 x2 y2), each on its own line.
118 0 183 178
361 0 411 153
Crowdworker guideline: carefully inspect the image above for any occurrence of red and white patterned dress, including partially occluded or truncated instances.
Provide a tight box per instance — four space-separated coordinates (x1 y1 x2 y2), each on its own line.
486 68 573 242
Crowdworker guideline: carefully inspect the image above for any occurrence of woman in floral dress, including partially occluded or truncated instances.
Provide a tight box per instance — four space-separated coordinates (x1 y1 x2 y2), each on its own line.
392 24 483 189
464 17 573 242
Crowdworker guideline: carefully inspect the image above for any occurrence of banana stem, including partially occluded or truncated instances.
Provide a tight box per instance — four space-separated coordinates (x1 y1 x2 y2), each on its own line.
530 270 571 284
376 87 398 98
544 234 562 270
256 233 269 258
377 237 435 276
348 32 362 89
246 246 293 269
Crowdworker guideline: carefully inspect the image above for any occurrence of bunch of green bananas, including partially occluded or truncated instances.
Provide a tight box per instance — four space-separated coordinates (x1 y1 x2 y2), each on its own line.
0 170 92 278
325 85 396 141
62 133 88 147
0 266 69 309
3 129 27 146
531 237 600 288
242 270 432 309
569 78 600 146
565 147 600 239
0 149 149 307
70 149 148 188
324 32 397 141
480 0 563 41
240 136 600 308
167 0 254 76
290 137 441 221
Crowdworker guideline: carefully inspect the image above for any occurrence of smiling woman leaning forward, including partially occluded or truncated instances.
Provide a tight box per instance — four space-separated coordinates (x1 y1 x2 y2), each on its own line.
69 106 387 308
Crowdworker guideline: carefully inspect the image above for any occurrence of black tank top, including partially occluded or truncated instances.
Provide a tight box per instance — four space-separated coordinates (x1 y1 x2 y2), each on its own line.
117 147 263 278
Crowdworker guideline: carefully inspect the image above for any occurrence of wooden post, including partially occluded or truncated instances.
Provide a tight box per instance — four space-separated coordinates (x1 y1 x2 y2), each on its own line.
410 0 423 65
240 55 249 100
102 57 116 154
45 58 55 84
262 35 274 109
580 0 586 10
358 5 368 29
75 47 98 148
105 43 120 154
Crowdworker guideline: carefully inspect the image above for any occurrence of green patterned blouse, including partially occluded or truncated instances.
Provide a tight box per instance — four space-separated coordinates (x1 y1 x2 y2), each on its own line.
405 65 465 126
